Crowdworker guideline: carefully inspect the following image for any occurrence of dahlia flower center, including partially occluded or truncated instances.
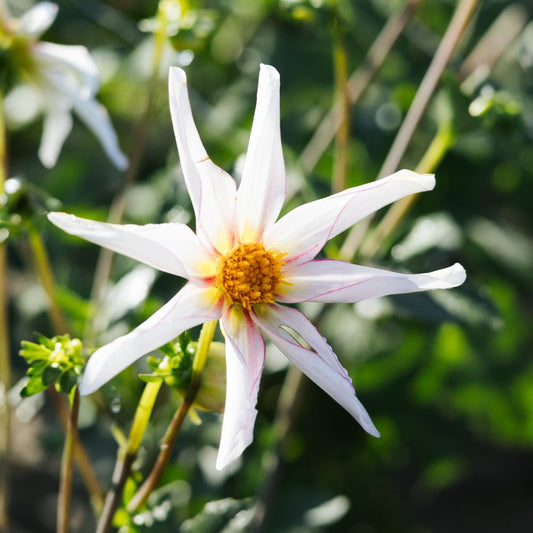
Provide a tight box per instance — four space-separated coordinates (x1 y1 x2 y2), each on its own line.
216 242 285 309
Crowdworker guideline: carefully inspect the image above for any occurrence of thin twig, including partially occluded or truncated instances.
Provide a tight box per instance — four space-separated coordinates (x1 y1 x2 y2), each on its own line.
27 227 69 333
0 90 11 533
339 0 480 261
95 379 163 533
299 0 422 175
251 365 305 532
332 18 350 194
127 320 218 513
48 389 105 510
57 387 80 533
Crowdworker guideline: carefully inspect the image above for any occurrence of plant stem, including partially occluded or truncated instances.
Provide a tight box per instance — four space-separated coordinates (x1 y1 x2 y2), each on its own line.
48 388 104 510
359 124 454 259
299 0 421 175
339 0 480 261
27 226 68 333
127 320 218 513
251 365 305 532
332 17 349 194
27 228 105 509
95 379 163 533
0 90 10 533
57 386 80 533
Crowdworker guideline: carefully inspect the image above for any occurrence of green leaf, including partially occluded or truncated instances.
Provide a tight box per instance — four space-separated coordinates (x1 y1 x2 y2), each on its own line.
21 376 48 397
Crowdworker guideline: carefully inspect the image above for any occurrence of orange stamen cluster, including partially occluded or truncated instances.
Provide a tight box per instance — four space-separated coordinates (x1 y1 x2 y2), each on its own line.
216 242 285 309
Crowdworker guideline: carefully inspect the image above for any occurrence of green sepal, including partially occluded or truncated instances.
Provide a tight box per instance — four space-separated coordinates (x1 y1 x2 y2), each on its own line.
21 376 48 397
42 364 62 386
59 370 78 394
138 374 164 383
34 332 56 350
177 330 191 355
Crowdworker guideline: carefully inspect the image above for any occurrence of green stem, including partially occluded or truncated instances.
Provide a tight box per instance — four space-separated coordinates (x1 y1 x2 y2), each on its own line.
359 124 454 259
57 386 80 533
332 17 349 194
127 320 218 513
339 0 480 262
0 89 10 533
299 0 421 175
96 379 163 533
27 226 68 333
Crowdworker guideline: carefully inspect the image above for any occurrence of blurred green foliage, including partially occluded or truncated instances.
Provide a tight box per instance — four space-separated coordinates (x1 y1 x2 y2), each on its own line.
5 0 533 531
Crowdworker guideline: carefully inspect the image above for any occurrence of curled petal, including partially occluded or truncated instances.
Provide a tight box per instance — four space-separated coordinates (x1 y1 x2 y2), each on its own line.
38 97 73 168
279 259 466 303
48 213 217 280
237 64 285 242
252 304 379 437
169 67 237 254
217 306 265 470
17 2 58 37
79 283 223 395
264 170 435 265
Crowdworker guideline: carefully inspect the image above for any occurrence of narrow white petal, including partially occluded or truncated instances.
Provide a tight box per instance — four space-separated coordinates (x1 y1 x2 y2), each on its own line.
252 304 379 437
168 67 237 254
69 94 128 170
38 102 73 168
17 2 58 37
237 64 285 242
279 259 466 303
216 306 265 470
33 42 100 97
48 212 217 280
79 283 223 395
264 170 435 265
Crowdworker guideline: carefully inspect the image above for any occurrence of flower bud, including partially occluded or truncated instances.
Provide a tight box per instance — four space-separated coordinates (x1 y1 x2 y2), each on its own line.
189 341 226 413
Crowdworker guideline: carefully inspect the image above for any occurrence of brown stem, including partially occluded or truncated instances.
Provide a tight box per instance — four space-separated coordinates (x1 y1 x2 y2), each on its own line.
339 0 480 261
95 451 137 533
57 387 80 533
126 398 191 513
332 18 350 194
48 389 104 510
250 366 306 532
299 0 421 176
0 90 10 533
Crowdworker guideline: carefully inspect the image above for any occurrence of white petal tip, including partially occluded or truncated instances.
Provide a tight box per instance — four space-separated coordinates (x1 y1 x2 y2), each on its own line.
442 262 467 287
395 169 435 190
259 63 280 80
112 153 129 171
169 66 187 87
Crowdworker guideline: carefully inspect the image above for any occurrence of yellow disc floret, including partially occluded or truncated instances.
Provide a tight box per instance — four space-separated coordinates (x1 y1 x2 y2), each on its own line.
217 242 285 309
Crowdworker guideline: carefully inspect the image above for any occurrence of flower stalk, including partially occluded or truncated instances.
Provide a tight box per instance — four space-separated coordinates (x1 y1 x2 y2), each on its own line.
127 320 218 513
339 0 480 261
57 386 80 533
332 16 349 194
359 123 455 259
96 379 163 533
0 90 11 533
27 225 68 333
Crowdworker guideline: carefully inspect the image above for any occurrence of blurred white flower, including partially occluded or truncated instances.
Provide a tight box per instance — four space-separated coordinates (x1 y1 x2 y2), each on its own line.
0 1 128 169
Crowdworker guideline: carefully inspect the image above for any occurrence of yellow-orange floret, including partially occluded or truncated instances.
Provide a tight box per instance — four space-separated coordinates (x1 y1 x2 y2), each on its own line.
216 242 285 309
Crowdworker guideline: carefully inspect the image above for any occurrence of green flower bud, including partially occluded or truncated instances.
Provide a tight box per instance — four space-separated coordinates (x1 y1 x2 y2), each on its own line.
19 334 86 396
189 341 226 413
